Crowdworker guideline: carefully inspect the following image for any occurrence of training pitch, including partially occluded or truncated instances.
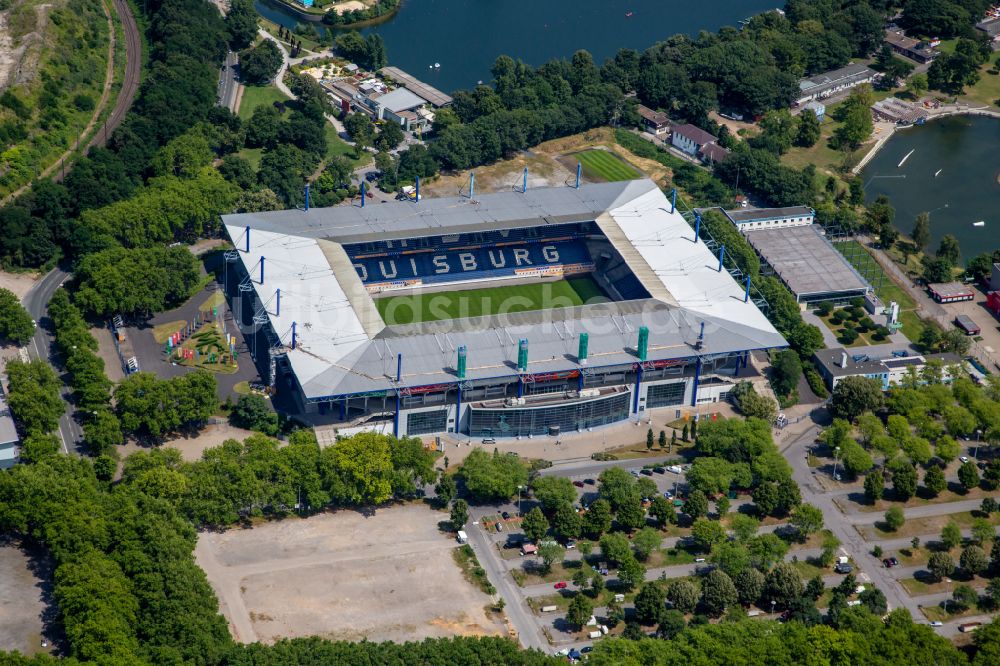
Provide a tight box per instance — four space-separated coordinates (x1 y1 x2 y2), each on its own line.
375 276 607 325
574 149 639 182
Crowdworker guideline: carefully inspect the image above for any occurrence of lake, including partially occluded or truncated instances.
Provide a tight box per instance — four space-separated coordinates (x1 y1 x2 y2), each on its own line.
862 115 1000 261
255 0 778 92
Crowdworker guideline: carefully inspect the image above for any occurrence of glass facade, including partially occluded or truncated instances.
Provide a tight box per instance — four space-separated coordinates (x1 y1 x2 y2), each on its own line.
469 392 630 437
406 410 448 435
646 382 686 408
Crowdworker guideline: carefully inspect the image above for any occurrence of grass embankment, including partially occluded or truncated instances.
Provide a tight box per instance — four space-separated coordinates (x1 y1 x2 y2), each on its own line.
453 544 496 595
375 276 606 325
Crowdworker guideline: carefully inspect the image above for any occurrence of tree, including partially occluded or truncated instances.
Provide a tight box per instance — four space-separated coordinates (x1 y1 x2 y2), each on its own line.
5 360 65 436
771 350 802 398
924 465 947 497
666 579 699 613
450 499 469 530
566 594 594 630
942 521 963 550
239 41 283 85
937 234 962 266
459 449 528 502
884 506 905 532
908 72 929 98
891 461 918 501
685 490 708 520
435 474 456 504
764 563 804 610
634 583 666 625
647 428 655 450
537 542 564 575
971 518 995 547
734 566 765 606
344 113 376 151
831 376 884 421
982 497 998 516
790 503 824 539
961 545 988 577
864 470 884 503
832 87 874 150
928 551 955 582
952 584 979 611
75 247 204 318
657 609 686 639
584 499 613 538
617 555 645 592
0 288 34 344
992 540 1000 575
912 213 931 253
633 527 661 561
859 586 888 615
530 476 577 512
649 496 676 527
715 495 730 518
658 430 667 449
599 533 632 566
691 518 726 552
616 495 647 532
795 108 821 147
225 0 258 49
599 466 637 510
375 121 405 152
959 461 981 491
700 569 738 617
521 507 549 542
710 541 751 577
730 514 760 542
545 502 580 542
229 394 279 435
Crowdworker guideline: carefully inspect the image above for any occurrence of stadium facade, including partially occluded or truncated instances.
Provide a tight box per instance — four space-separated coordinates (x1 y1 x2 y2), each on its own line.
221 179 786 438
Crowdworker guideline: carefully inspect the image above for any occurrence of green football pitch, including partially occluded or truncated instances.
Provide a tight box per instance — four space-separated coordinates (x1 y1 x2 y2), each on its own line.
575 149 640 182
375 276 607 325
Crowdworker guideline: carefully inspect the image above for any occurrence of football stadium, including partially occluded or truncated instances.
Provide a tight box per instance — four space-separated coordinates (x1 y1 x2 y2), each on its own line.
221 179 787 438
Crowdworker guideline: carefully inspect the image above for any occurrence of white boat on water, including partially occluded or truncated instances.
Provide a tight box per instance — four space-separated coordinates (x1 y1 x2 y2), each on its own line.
898 149 915 168
973 221 985 227
934 169 942 177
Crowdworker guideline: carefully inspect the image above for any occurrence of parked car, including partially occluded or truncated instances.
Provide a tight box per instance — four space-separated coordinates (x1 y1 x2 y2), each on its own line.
573 480 585 488
883 559 893 568
630 470 640 477
496 522 503 532
584 478 596 485
364 171 379 182
580 646 593 654
653 467 666 474
930 621 944 627
888 557 899 567
554 581 568 589
834 563 853 574
641 469 653 476
961 456 970 463
482 438 496 445
565 539 577 549
501 511 511 520
663 491 674 499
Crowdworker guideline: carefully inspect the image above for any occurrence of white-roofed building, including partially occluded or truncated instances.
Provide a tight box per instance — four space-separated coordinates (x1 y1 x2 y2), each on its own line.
222 180 786 438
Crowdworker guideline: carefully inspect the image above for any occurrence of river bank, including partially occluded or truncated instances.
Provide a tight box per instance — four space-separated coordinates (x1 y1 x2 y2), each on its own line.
853 103 1000 174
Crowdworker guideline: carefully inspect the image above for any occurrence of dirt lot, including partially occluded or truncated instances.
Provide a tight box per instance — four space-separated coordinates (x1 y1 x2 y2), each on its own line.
194 504 503 644
120 422 258 461
0 543 54 656
0 269 39 301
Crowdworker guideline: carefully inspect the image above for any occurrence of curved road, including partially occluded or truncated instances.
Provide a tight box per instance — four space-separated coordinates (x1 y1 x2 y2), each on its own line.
22 268 80 454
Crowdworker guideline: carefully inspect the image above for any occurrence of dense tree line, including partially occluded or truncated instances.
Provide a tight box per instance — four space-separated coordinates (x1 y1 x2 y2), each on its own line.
0 287 35 345
74 246 202 318
0 0 228 270
114 370 218 440
47 288 123 456
4 359 63 444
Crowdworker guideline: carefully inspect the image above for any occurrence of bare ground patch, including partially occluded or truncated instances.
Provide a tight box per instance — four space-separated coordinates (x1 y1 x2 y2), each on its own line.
0 269 39 301
195 504 504 644
0 541 59 656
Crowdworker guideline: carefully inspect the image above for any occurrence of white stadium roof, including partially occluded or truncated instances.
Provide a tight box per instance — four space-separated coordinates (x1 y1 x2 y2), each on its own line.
223 180 786 400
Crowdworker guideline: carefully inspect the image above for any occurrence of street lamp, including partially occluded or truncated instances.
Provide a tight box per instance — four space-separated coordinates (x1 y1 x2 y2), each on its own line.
832 446 841 481
974 429 983 460
771 600 776 617
516 485 524 517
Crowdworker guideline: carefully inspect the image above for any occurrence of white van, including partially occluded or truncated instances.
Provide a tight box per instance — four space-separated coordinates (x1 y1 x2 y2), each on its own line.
668 465 683 474
456 530 468 544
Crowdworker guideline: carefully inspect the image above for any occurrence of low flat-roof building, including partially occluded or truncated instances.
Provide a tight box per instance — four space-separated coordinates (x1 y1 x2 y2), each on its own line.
795 63 877 106
885 28 938 63
745 225 871 304
814 347 962 390
928 281 975 303
637 105 672 135
371 87 433 131
955 314 981 335
976 17 1000 40
378 67 453 107
723 206 815 233
871 97 929 125
989 262 1000 291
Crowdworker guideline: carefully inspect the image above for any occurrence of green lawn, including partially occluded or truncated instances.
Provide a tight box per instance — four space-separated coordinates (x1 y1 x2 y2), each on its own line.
575 149 640 182
376 276 607 325
324 122 370 168
833 240 923 341
238 84 291 120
